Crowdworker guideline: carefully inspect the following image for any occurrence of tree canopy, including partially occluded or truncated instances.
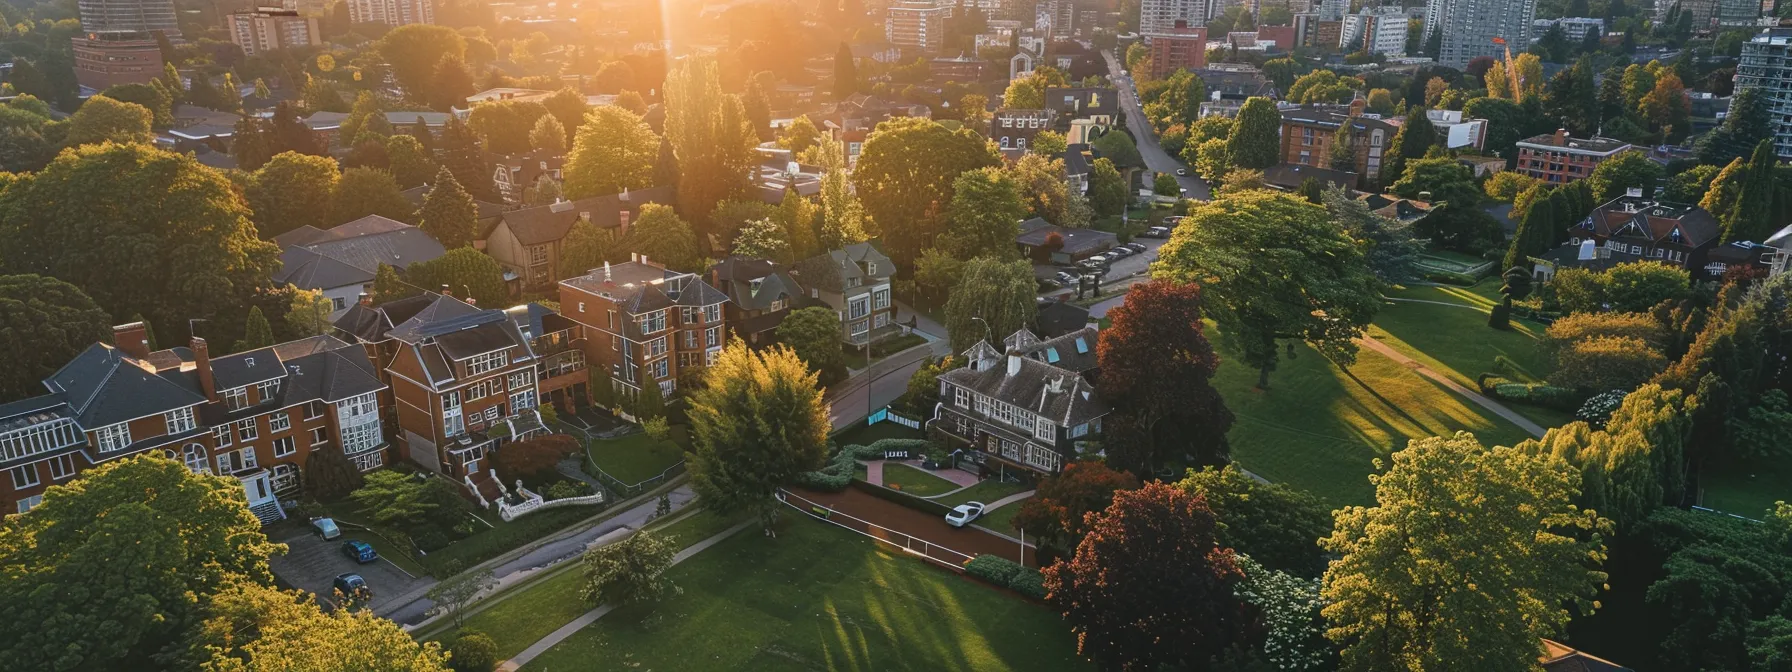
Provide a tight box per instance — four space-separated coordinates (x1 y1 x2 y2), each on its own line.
944 257 1036 352
564 105 660 200
0 274 111 401
1096 280 1233 474
688 341 829 533
853 116 1001 265
247 152 340 239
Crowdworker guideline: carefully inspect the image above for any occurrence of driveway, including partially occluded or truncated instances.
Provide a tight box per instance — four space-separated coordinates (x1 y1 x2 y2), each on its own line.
271 530 431 614
1103 50 1212 201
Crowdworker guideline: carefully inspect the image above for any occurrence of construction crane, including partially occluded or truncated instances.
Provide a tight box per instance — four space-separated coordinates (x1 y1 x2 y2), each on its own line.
1493 36 1523 103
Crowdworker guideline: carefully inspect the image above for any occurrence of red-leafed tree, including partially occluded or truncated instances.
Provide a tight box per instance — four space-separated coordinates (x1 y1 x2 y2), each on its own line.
492 434 580 487
1032 231 1065 262
1010 461 1138 555
1044 482 1256 671
1096 280 1234 476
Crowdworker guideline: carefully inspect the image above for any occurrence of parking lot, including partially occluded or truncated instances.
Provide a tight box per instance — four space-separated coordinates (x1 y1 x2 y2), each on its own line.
269 527 431 613
1038 232 1170 298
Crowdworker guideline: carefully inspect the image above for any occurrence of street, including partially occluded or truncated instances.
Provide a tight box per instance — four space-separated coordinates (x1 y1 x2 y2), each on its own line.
1103 49 1212 201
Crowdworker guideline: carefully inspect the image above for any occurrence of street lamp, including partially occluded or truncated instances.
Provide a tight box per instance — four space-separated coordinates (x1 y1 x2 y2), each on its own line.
969 316 993 345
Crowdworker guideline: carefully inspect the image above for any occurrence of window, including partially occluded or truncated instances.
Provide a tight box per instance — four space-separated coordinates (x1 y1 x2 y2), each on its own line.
707 326 722 347
706 348 720 366
338 393 382 455
223 387 249 411
466 379 498 400
528 245 550 266
680 306 699 323
94 423 132 452
875 313 889 328
1035 417 1054 441
650 336 668 357
184 444 210 474
873 288 890 310
273 436 295 457
1000 137 1011 149
466 351 509 376
331 297 346 312
683 330 698 348
165 407 196 435
236 418 258 442
305 401 324 420
849 297 870 320
508 369 534 390
651 357 669 379
955 386 969 408
213 424 232 448
256 380 280 402
272 463 299 491
48 454 74 480
9 463 39 489
771 297 787 311
350 450 385 472
1025 445 1060 471
639 310 667 334
704 304 720 322
612 335 621 351
310 426 328 445
484 406 501 423
15 493 42 513
623 340 638 383
510 388 537 411
266 411 290 434
974 394 991 416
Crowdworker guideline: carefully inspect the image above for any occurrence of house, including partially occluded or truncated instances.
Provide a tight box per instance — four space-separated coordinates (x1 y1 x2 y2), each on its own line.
1006 326 1100 376
930 54 986 82
1516 130 1635 185
332 292 545 501
929 333 1108 476
708 256 804 346
992 108 1058 154
504 303 588 413
1357 193 1434 224
1279 101 1401 188
492 149 566 204
1044 87 1116 131
481 185 675 289
1017 218 1117 263
790 242 897 346
0 323 386 521
1426 109 1489 150
558 257 729 402
1062 145 1092 195
1034 300 1092 338
273 215 449 320
1194 66 1279 101
1540 640 1629 672
1529 189 1728 281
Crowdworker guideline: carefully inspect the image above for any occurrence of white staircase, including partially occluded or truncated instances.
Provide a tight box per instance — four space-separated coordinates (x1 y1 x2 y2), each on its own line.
248 499 286 526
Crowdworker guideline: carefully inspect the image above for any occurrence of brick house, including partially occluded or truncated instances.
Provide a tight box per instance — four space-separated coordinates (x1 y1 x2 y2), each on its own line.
505 303 589 413
790 243 896 346
557 257 730 403
1279 101 1400 188
929 329 1108 477
1515 130 1636 185
332 293 545 497
0 323 386 521
480 186 675 290
992 108 1058 154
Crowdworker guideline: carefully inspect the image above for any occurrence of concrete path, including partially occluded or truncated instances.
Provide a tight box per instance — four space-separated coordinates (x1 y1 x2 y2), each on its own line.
895 301 951 356
1384 296 1490 311
499 519 757 671
1357 337 1548 438
980 489 1036 512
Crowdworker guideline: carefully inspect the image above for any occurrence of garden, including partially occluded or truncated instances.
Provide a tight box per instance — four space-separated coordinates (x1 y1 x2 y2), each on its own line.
583 430 687 486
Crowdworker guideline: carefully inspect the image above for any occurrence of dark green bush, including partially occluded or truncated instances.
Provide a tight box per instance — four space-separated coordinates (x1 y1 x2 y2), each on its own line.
449 631 498 672
964 554 1047 599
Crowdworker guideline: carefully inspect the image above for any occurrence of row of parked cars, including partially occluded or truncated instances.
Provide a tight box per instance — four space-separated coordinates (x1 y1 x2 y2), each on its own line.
1076 242 1151 270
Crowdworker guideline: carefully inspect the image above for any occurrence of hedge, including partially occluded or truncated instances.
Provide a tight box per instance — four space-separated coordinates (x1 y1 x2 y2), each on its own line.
964 554 1047 599
793 439 938 492
1479 375 1584 411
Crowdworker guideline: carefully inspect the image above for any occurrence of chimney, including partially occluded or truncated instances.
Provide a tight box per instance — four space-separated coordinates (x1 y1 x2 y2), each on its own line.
1005 348 1022 377
358 292 371 306
113 322 150 360
193 337 219 402
1348 93 1366 118
618 209 632 238
1554 128 1569 145
603 261 613 284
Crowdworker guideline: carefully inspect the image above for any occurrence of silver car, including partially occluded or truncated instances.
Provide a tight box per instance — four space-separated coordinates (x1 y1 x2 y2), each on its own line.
946 502 985 527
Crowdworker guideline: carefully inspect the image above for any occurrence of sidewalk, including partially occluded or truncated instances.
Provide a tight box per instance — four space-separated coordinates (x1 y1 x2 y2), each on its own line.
498 519 757 671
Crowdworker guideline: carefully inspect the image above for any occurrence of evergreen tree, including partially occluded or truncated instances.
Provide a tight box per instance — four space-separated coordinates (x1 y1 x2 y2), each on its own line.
1699 87 1772 165
1329 124 1356 172
270 101 323 155
1227 97 1282 169
231 116 276 171
835 43 858 100
431 53 475 111
235 306 274 352
417 167 479 249
1725 139 1780 243
1505 187 1558 269
1383 108 1436 187
438 116 495 200
664 58 758 240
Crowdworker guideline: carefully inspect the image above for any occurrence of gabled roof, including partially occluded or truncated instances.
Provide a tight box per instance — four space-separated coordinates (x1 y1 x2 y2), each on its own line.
1540 640 1630 672
44 343 207 428
1583 195 1719 248
938 349 1109 428
210 346 289 391
790 242 894 292
494 185 675 247
709 256 803 311
272 216 447 291
1016 326 1099 374
1043 86 1117 118
560 262 730 334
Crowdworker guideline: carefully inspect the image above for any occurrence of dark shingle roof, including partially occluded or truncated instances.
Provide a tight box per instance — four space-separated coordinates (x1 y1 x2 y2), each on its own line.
1035 301 1092 338
1043 87 1117 118
210 346 289 391
1583 196 1720 248
44 344 206 428
710 256 803 311
938 353 1108 427
272 216 447 291
1015 220 1117 256
1016 326 1099 374
496 185 675 246
790 243 893 292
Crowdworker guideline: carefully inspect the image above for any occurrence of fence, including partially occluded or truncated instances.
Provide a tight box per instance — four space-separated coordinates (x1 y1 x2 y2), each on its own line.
866 406 923 430
778 488 972 572
586 459 688 499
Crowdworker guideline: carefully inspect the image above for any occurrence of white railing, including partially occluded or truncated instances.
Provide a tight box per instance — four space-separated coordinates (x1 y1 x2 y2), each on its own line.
502 489 606 521
463 473 490 508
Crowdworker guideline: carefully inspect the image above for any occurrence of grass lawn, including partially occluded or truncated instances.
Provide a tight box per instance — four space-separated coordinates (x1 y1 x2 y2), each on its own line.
523 512 1088 672
419 506 600 576
1213 325 1538 507
1699 459 1792 520
586 432 686 485
934 479 1029 507
977 498 1028 534
833 420 928 446
881 463 961 496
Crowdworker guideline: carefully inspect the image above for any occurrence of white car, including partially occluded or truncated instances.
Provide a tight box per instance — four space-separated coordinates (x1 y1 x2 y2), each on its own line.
946 502 986 528
312 517 341 540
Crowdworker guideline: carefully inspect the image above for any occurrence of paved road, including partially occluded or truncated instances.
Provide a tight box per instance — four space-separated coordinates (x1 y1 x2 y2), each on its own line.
1103 50 1212 202
271 529 430 614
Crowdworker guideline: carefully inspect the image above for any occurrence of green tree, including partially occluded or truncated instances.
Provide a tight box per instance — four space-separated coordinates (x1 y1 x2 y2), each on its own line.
340 92 388 146
1286 69 1359 104
1088 157 1127 217
834 42 858 100
775 306 846 385
286 285 334 337
385 133 437 189
417 168 478 249
406 247 506 308
184 581 450 671
1505 186 1559 269
742 71 773 141
773 186 820 261
379 24 466 102
331 167 414 225
1193 137 1232 183
1328 124 1356 172
372 263 417 304
349 470 438 528
447 632 496 672
579 529 680 606
778 115 822 155
1030 129 1068 156
1227 97 1282 170
542 87 589 138
467 100 547 155
1153 172 1180 196
731 217 789 262
1699 87 1772 166
1091 128 1143 169
1587 150 1664 201
438 116 496 201
1003 74 1046 108
100 83 172 128
1542 59 1601 138
943 166 1026 260
817 138 869 250
853 116 1001 265
234 306 274 352
621 204 701 271
687 341 830 533
64 95 154 146
944 257 1035 352
1320 433 1610 672
1179 464 1331 577
0 274 111 401
248 152 340 239
1724 139 1779 243
1484 171 1543 202
529 113 566 152
560 219 620 279
1391 156 1481 207
1701 156 1748 224
1153 190 1380 388
1381 108 1436 187
0 454 282 670
664 58 758 239
1009 153 1083 227
0 143 279 331
1324 186 1423 285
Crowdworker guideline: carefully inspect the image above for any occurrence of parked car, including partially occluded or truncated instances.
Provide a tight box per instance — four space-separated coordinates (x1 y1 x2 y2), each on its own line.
333 573 372 602
1123 242 1148 254
1140 226 1171 238
1076 256 1108 270
341 539 378 564
946 502 986 528
1054 270 1077 284
1108 247 1134 258
311 517 340 540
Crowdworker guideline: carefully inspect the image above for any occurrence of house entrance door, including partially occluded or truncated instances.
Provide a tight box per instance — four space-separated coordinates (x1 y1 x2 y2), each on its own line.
241 472 275 506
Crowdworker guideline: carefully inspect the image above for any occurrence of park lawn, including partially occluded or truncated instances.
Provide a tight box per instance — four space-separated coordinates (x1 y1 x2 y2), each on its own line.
523 513 1089 672
834 420 928 446
1699 459 1792 520
935 479 1029 507
978 498 1028 535
419 506 600 576
882 463 961 496
586 432 686 485
1213 328 1538 507
1368 293 1551 385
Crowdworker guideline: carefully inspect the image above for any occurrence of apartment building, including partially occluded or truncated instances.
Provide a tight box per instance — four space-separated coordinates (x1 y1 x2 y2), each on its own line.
1422 0 1535 68
886 3 951 53
1340 7 1408 55
1515 129 1635 185
347 0 433 26
505 303 589 412
1278 102 1401 187
0 323 386 522
558 257 729 402
79 0 178 34
1736 28 1792 159
227 7 322 56
333 293 543 489
1140 0 1207 35
1144 20 1209 79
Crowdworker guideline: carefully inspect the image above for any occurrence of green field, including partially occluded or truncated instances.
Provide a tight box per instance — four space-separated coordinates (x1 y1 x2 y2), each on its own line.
524 513 1088 671
586 432 686 485
881 463 961 496
1374 283 1574 429
1700 460 1792 521
978 499 1028 535
935 479 1030 508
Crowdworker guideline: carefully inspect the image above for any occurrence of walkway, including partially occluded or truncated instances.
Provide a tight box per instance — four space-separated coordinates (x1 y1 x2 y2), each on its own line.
499 518 757 671
980 489 1036 512
1357 337 1548 438
862 459 980 489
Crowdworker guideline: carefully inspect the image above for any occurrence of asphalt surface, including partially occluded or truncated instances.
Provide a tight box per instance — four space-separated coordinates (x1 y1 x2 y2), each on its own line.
271 529 430 614
1103 49 1213 202
785 486 1036 567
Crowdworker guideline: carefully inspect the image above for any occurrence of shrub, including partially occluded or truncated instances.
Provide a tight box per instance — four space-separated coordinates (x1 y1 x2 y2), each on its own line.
1576 389 1629 428
964 554 1048 599
545 480 589 499
1549 335 1668 392
492 434 581 487
1487 381 1584 410
1541 312 1665 362
449 631 498 672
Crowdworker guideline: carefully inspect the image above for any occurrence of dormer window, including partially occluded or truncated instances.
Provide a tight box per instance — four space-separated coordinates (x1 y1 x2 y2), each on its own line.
223 387 249 411
867 262 877 275
466 351 508 376
256 379 280 402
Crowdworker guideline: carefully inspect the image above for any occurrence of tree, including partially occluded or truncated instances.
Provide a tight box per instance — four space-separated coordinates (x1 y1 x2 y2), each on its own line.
1180 464 1332 577
853 116 1001 265
340 92 388 147
1702 157 1748 224
1381 108 1436 186
1235 554 1333 672
64 95 154 146
1030 129 1068 157
186 581 451 671
1320 433 1609 672
579 529 681 606
7 58 49 102
1003 74 1046 108
687 341 829 533
1391 156 1480 208
833 42 858 100
467 100 548 155
247 152 340 239
234 306 274 353
0 454 281 670
1044 482 1253 671
1724 139 1780 243
101 83 173 128
944 257 1036 352
232 117 276 171
560 105 659 200
1193 138 1232 184
1588 150 1664 201
1097 280 1234 474
1505 187 1559 269
331 167 414 226
775 306 846 385
664 58 758 239
1484 171 1543 202
417 168 478 249
943 166 1027 260
742 72 773 142
286 285 333 337
1287 70 1360 104
621 204 701 271
1542 59 1601 138
372 264 417 305
386 133 437 189
0 275 111 401
1699 87 1772 166
447 632 497 672
491 435 580 486
1011 461 1138 550
350 470 439 528
778 115 822 156
1328 124 1356 173
560 219 620 279
1518 385 1691 532
1009 153 1083 228
379 24 466 102
270 102 324 156
1154 190 1380 388
407 248 505 308
1088 158 1127 217
1640 72 1691 141
732 217 789 261
1324 186 1423 285
1551 336 1669 391
773 186 820 261
343 135 393 170
528 113 567 152
1091 128 1143 169
438 116 496 201
902 354 957 414
1227 97 1282 169
0 143 279 332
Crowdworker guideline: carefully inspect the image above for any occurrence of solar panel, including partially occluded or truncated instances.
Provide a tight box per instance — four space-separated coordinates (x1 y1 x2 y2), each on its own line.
1074 337 1088 354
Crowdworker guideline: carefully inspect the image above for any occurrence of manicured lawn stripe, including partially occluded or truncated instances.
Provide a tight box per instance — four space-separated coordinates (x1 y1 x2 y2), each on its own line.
978 499 1027 535
934 479 1029 508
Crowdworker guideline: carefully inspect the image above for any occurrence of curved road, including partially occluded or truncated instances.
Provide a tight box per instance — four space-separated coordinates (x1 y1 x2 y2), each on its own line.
1103 50 1212 201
